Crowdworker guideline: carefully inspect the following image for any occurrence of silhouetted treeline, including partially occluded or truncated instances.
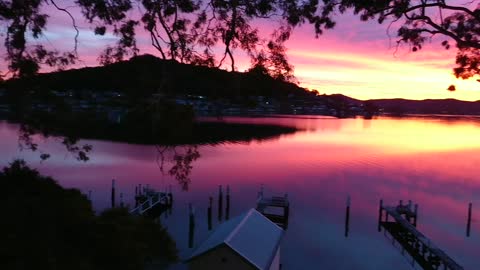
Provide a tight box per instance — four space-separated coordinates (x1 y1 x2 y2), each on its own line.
370 98 480 116
20 108 298 145
0 160 178 270
1 54 310 100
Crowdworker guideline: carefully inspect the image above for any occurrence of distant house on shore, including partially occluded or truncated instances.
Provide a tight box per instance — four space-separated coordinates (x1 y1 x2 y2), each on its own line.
187 208 284 270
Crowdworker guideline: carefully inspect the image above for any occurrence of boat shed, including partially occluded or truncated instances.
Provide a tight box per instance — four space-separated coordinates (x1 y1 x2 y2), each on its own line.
187 208 284 270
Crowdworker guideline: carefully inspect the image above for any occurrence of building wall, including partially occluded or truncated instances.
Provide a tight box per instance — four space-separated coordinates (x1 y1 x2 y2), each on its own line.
269 247 280 270
189 245 257 270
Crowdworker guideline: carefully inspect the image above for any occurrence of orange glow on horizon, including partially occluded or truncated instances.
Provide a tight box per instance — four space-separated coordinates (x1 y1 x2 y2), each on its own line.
283 34 480 101
3 9 480 102
289 117 480 153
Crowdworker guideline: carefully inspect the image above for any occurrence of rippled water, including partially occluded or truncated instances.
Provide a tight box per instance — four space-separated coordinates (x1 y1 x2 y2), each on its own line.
1 116 479 269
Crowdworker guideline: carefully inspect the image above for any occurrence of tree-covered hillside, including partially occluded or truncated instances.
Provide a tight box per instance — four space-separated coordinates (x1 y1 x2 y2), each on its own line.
1 54 311 100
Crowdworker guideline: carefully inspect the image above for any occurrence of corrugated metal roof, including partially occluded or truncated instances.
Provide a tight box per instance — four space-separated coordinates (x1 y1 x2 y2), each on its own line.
188 208 284 270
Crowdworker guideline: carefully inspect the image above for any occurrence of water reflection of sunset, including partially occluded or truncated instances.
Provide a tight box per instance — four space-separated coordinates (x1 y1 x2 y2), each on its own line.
293 117 480 153
0 117 478 269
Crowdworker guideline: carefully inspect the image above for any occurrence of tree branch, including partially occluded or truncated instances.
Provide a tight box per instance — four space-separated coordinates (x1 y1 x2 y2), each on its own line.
49 0 79 55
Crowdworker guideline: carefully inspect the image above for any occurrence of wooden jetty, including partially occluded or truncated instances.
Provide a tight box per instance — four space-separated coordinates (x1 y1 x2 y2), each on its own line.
378 200 463 270
256 188 290 229
130 186 172 218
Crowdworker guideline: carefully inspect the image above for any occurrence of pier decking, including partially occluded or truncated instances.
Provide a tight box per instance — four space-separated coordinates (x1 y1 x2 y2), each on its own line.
130 186 172 218
256 189 290 229
378 201 463 270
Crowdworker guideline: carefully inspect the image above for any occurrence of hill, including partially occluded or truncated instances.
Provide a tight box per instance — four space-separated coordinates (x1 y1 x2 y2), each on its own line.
0 54 310 100
369 98 480 115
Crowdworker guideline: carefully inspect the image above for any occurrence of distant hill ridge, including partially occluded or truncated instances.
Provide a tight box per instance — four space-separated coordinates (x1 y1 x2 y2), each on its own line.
0 54 309 100
369 98 480 115
2 55 480 115
314 93 480 115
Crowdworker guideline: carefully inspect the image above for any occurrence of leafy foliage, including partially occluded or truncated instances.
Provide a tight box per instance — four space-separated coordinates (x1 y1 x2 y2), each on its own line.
2 1 480 81
0 0 323 82
313 1 480 80
2 54 307 98
0 160 178 270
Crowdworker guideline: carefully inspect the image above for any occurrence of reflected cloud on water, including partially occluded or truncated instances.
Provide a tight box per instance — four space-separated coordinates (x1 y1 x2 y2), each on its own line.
1 116 479 269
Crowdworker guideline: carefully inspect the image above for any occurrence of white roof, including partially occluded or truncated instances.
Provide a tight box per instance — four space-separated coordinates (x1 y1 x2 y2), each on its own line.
188 208 284 269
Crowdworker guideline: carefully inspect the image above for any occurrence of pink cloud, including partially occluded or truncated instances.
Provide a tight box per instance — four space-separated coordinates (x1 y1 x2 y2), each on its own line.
2 3 479 101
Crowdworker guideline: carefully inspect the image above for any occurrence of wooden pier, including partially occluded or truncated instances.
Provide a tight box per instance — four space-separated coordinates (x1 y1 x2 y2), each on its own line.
130 186 172 218
256 188 290 229
378 200 463 270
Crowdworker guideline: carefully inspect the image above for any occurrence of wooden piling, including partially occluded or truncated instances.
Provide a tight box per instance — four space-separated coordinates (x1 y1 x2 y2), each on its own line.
226 186 230 220
467 203 472 237
284 194 290 230
378 199 383 232
208 197 213 230
111 179 116 208
120 192 124 208
88 190 92 201
135 185 139 207
189 203 195 248
218 185 223 221
168 185 173 207
345 195 351 237
413 204 418 227
407 200 413 222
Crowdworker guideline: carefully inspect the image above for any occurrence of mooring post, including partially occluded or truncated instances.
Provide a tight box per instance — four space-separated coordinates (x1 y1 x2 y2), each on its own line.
168 185 173 207
135 185 140 207
284 193 290 230
345 195 351 237
406 200 413 222
88 190 92 201
167 185 173 208
120 192 124 208
258 184 264 200
399 200 403 206
189 203 195 248
208 197 213 230
139 184 142 196
218 185 223 221
111 179 116 208
467 203 472 237
226 186 231 220
378 199 383 232
413 204 418 227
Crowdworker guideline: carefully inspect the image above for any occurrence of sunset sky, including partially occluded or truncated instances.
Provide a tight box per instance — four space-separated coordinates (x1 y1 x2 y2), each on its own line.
3 2 480 101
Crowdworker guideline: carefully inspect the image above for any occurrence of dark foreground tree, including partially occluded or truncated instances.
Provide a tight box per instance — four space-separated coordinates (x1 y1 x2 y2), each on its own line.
0 160 178 270
2 1 480 81
313 1 480 82
0 0 314 82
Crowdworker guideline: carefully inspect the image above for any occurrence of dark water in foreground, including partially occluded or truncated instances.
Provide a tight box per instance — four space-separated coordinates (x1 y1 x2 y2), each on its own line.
1 116 479 269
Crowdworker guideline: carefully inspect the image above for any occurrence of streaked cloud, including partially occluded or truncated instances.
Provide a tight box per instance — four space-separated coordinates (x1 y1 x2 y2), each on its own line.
1 3 479 101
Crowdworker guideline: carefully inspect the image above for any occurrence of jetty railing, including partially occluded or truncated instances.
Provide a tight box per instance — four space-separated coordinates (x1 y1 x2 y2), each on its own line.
378 200 463 270
256 187 290 229
130 186 172 216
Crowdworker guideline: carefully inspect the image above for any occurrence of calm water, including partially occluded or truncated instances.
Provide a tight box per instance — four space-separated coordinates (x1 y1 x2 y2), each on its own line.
1 116 479 269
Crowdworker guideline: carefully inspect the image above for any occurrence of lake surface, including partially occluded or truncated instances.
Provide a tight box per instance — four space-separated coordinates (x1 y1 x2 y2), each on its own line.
1 116 479 269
